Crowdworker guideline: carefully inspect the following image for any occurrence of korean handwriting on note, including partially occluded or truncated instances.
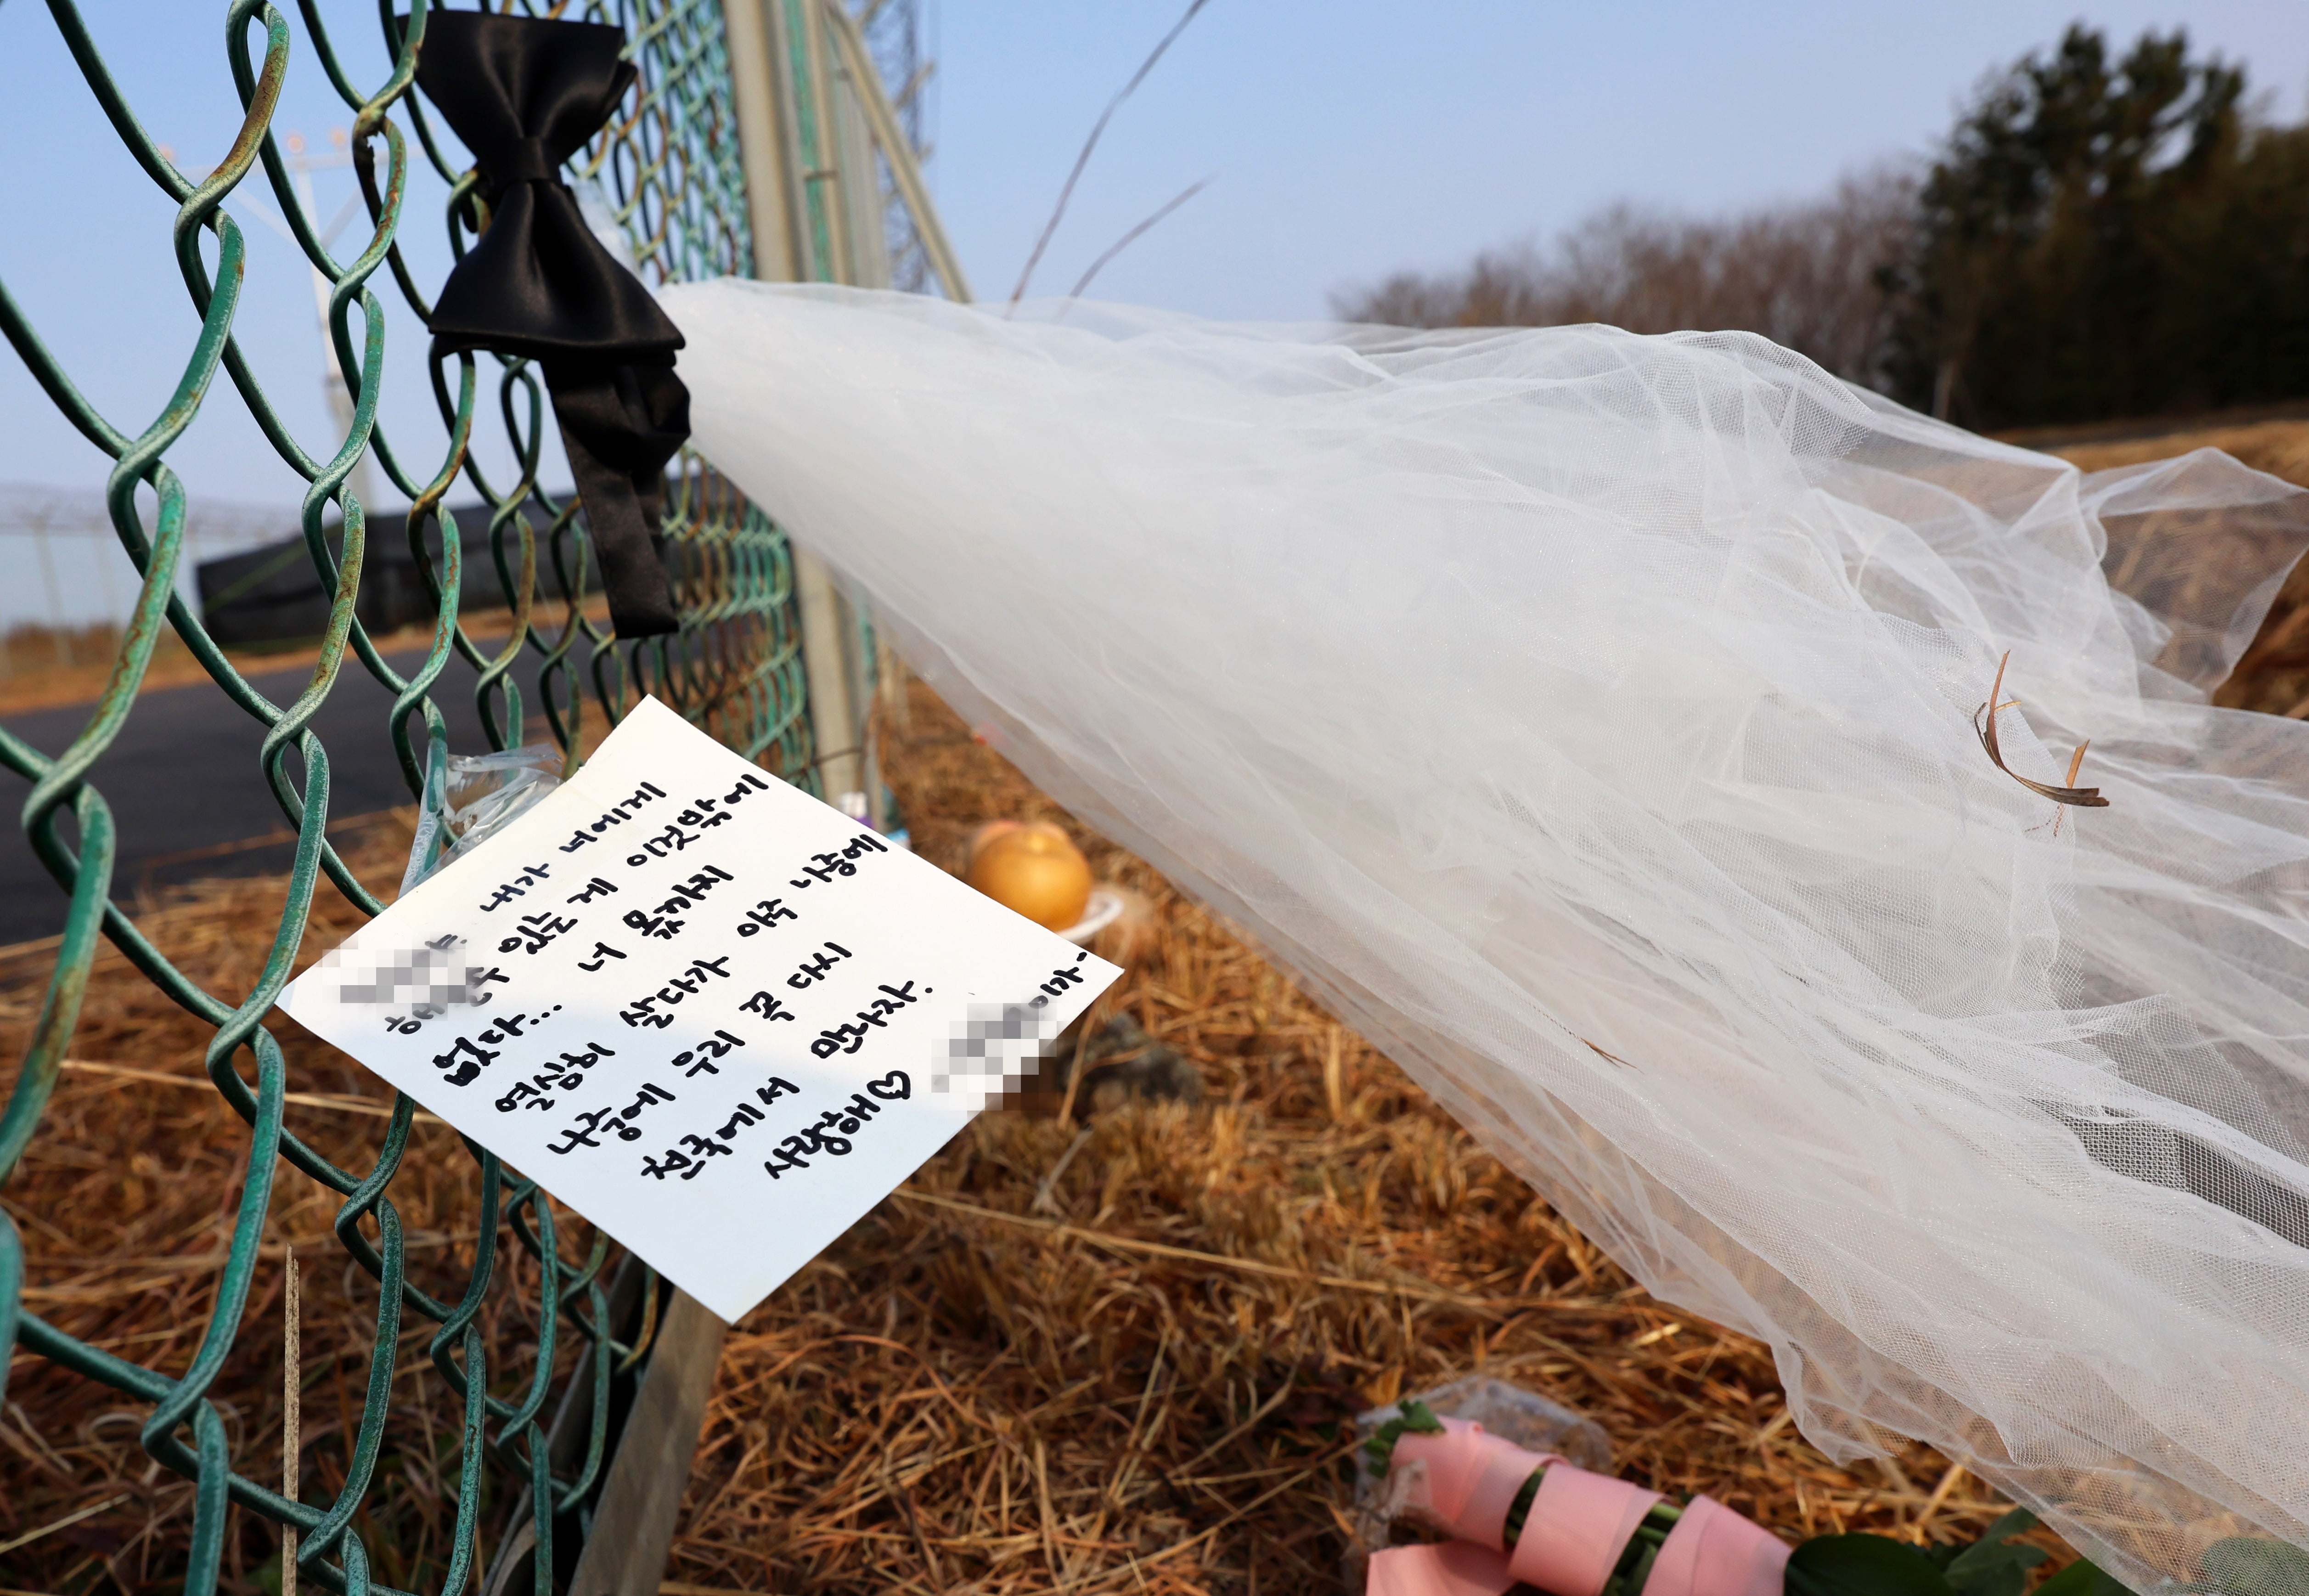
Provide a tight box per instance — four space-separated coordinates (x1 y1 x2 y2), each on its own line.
273 696 1122 1325
479 862 552 913
557 782 668 854
789 831 888 887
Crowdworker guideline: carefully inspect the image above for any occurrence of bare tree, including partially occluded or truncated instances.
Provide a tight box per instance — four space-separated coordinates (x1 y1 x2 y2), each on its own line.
1333 164 1920 391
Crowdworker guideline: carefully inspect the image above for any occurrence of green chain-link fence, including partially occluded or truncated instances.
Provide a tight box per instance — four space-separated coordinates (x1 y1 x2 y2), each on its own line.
0 2 833 1590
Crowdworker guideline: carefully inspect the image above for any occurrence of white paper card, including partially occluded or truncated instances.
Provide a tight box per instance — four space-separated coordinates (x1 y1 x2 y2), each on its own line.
277 696 1120 1322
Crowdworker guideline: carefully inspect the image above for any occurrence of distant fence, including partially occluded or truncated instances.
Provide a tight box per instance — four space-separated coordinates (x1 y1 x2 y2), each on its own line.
0 484 293 656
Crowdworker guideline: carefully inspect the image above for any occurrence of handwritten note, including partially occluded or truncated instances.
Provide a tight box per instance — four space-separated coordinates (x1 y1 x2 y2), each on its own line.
277 696 1121 1322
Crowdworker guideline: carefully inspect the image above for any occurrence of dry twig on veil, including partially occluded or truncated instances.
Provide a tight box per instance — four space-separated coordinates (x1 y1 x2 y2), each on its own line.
1973 651 2109 820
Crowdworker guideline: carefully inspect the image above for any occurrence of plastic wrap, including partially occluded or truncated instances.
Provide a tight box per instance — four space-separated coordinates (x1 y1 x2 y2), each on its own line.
400 741 563 895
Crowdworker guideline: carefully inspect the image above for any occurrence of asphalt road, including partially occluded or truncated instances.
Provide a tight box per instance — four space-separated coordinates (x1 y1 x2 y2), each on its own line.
1 646 560 946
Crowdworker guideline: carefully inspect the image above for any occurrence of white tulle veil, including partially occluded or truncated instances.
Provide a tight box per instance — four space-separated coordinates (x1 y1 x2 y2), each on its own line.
661 280 2309 1592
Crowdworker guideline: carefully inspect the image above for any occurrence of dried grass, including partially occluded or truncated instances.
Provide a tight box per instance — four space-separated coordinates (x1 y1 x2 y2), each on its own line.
1 815 580 1595
2050 418 2309 719
8 412 2308 1591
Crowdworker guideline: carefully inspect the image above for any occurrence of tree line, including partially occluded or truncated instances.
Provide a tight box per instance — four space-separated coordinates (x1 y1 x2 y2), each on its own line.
1335 27 2309 432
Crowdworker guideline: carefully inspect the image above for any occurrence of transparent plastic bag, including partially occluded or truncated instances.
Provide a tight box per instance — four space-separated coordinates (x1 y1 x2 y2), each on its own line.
400 740 564 896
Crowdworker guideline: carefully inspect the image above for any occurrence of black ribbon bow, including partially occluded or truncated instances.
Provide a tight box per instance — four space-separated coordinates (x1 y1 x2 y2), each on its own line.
416 9 687 637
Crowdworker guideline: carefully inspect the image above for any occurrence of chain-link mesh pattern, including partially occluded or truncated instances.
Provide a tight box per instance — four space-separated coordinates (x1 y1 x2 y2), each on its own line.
0 3 807 1591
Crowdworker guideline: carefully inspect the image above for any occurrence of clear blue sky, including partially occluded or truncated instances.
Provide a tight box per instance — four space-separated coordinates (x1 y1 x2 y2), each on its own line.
942 0 2309 316
2 0 2304 547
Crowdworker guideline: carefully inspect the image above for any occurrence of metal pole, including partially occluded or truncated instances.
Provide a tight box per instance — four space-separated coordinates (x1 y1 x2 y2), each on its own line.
726 0 868 807
795 0 858 290
781 549 861 806
827 32 894 290
763 0 819 284
722 0 800 282
820 0 972 302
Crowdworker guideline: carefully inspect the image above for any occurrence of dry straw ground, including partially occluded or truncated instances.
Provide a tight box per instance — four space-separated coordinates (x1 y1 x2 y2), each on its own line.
2059 417 2309 722
4 419 2307 1595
